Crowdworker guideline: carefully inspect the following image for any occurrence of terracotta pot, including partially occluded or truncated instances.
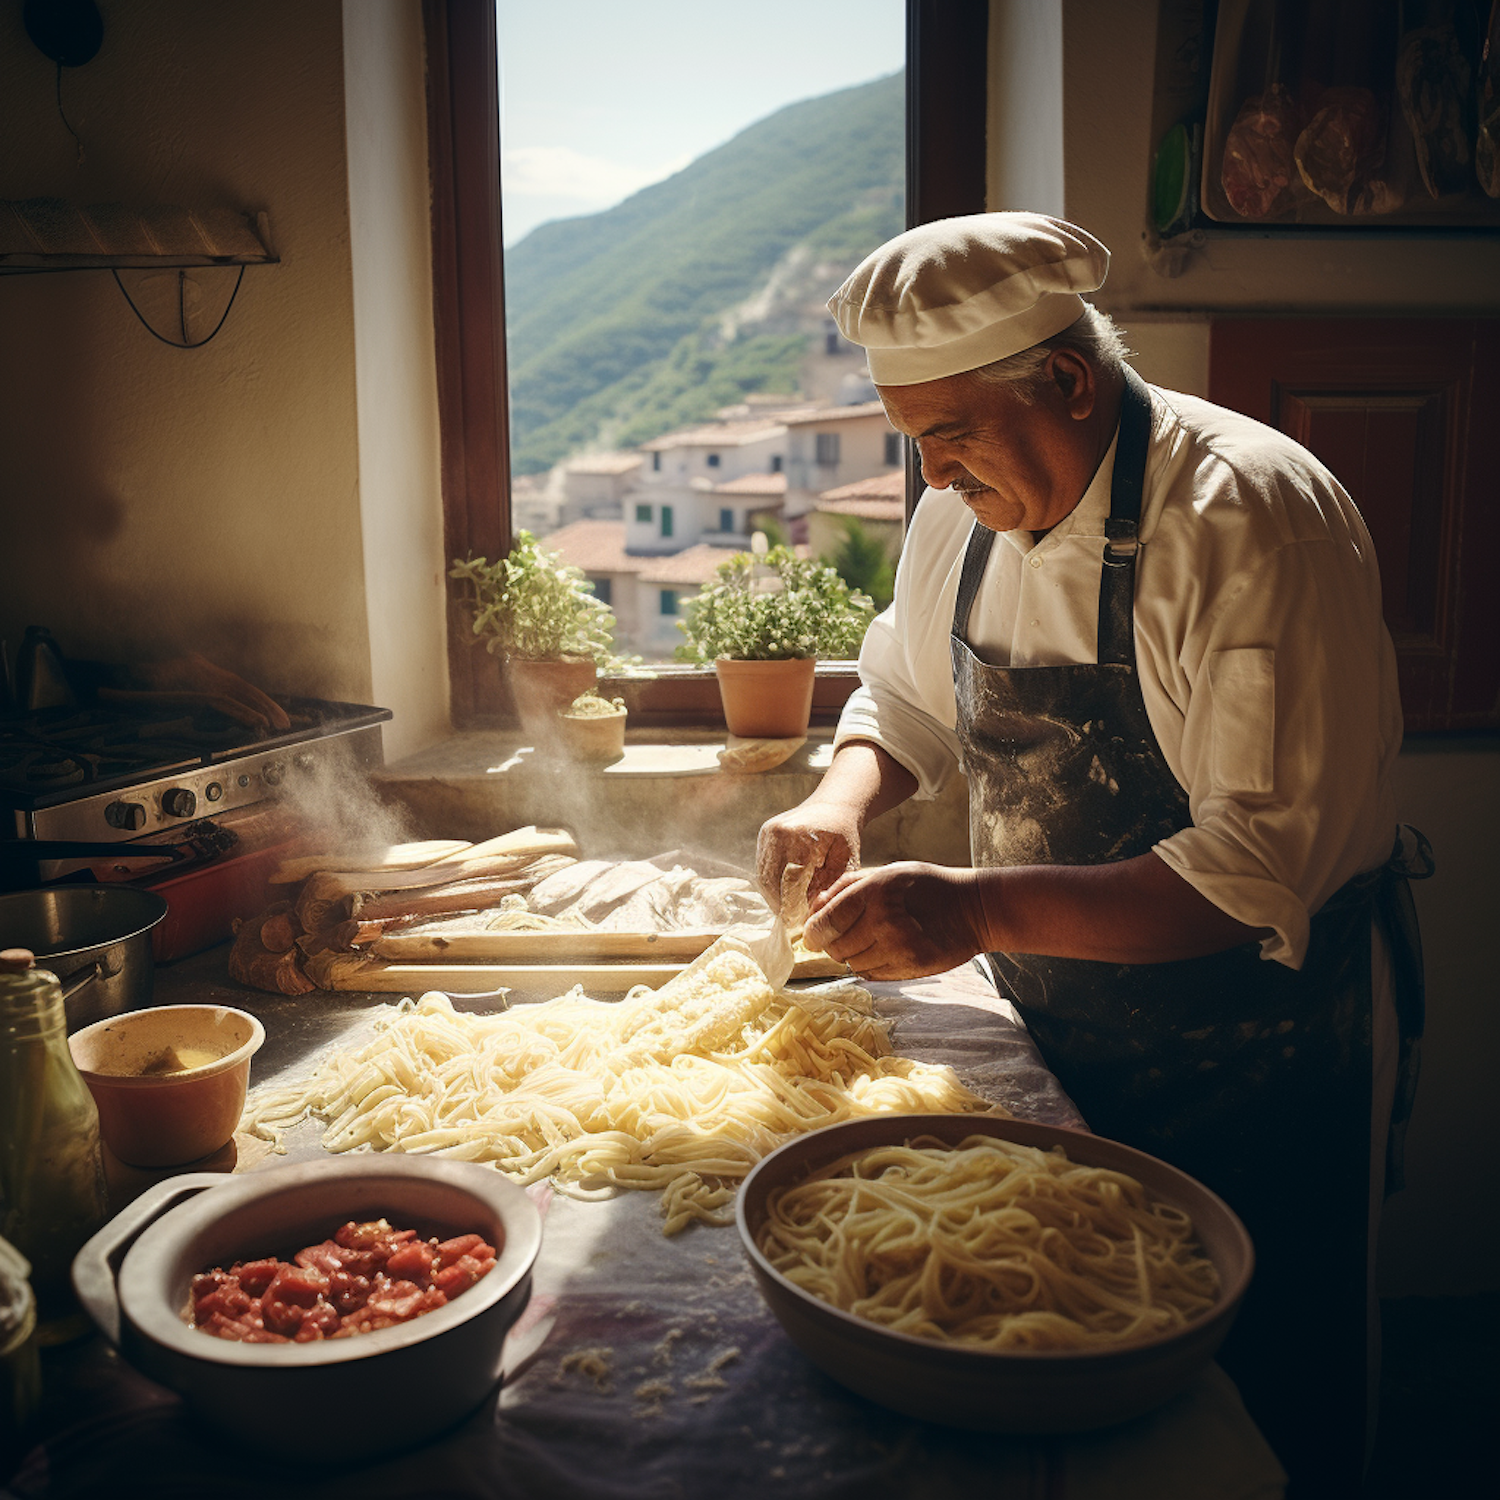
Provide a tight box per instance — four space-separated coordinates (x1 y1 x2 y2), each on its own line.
714 657 816 738
69 1004 265 1167
557 706 627 763
505 657 598 740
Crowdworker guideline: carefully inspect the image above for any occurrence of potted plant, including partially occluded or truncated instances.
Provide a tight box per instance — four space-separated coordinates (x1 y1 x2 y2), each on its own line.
676 542 875 739
450 532 624 739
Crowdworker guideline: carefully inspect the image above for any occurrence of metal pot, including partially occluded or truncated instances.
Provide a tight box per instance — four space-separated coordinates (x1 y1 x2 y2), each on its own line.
0 885 169 1031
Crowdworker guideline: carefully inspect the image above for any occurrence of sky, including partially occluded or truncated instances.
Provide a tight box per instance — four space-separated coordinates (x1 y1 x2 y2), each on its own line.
495 0 905 246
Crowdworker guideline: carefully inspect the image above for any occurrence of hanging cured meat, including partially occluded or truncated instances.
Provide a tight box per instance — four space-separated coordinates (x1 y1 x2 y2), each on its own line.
1398 18 1477 197
1478 0 1500 194
1295 85 1397 213
1222 84 1303 217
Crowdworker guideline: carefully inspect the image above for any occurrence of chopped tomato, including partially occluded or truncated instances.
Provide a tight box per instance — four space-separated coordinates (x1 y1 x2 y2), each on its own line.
384 1241 437 1283
233 1258 281 1296
187 1219 496 1344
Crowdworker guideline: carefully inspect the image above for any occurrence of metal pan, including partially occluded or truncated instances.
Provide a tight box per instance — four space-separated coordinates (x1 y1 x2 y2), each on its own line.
0 885 169 1030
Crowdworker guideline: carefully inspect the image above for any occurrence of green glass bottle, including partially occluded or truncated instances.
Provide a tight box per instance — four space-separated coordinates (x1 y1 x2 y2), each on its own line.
0 950 109 1345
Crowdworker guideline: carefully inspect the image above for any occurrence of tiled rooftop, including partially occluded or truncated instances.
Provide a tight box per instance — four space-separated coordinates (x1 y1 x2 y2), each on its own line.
781 400 891 427
563 451 644 476
634 542 746 586
542 519 636 574
640 418 787 452
713 471 787 496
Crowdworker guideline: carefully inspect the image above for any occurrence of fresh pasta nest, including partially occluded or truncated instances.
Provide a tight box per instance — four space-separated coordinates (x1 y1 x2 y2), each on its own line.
735 1114 1253 1433
754 1135 1220 1351
240 937 1006 1235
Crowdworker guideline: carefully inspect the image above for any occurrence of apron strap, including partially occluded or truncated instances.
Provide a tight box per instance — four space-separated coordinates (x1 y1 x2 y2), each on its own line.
1097 365 1154 667
952 522 996 643
951 365 1155 659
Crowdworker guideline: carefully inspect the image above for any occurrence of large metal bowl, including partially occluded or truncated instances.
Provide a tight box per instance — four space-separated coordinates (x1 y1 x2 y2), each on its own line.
72 1156 543 1461
0 885 168 1030
737 1114 1253 1435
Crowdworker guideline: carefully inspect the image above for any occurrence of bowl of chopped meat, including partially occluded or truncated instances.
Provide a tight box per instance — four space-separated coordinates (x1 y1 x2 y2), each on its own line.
71 1156 543 1461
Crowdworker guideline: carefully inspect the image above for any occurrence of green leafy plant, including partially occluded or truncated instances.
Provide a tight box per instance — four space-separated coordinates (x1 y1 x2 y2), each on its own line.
449 531 623 665
675 544 875 663
823 516 896 611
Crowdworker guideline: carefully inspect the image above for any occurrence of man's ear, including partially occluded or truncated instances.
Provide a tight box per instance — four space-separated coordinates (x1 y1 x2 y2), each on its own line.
1048 349 1096 419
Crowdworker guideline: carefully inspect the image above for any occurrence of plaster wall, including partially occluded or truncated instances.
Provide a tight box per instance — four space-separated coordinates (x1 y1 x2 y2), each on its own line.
0 0 444 742
342 0 450 760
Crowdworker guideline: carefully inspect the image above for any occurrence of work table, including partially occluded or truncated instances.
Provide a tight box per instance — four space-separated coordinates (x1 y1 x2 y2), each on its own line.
6 945 1286 1500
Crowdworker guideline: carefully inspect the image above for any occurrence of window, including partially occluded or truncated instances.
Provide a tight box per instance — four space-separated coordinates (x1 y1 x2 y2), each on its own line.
592 577 613 607
660 504 674 539
719 507 734 533
815 432 841 466
706 453 720 468
427 0 989 724
659 589 679 616
652 451 661 472
825 327 841 355
770 454 782 473
884 431 903 466
635 503 652 523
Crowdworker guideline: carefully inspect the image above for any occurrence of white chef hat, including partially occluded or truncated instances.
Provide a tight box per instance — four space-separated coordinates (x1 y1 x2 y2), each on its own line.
827 212 1110 386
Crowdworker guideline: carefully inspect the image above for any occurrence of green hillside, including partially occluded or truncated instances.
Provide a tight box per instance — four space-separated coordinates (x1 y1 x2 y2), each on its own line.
503 72 904 474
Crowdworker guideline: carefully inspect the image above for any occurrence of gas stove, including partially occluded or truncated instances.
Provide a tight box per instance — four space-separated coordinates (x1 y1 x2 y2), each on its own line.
1 696 391 844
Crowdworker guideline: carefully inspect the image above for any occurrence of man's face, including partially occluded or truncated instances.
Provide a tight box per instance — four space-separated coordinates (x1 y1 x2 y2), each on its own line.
877 357 1097 533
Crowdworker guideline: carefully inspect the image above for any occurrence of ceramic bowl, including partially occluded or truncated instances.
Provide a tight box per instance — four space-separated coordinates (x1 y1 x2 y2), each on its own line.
68 1004 265 1167
71 1156 542 1461
737 1114 1253 1434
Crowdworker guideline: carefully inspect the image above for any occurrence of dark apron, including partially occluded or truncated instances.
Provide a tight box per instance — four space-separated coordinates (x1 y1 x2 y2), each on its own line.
949 367 1427 1498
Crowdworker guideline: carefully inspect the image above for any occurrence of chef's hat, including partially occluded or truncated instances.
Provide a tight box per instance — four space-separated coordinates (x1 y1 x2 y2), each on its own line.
827 212 1110 386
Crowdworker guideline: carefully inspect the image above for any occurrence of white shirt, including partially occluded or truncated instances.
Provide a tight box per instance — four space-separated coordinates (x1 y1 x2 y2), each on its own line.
837 385 1403 968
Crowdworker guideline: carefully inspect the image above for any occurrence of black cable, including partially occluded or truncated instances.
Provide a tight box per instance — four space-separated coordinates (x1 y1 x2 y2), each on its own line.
110 265 246 348
55 62 85 165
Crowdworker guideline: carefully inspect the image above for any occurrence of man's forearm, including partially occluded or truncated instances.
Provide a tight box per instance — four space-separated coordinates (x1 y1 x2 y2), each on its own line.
807 739 919 831
971 852 1270 965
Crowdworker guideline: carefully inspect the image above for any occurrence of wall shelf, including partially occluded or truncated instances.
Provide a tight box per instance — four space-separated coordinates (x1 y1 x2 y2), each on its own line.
0 198 277 274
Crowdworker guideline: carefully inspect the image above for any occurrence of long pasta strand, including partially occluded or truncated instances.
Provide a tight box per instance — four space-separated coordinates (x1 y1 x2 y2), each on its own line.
755 1136 1219 1350
240 940 1005 1235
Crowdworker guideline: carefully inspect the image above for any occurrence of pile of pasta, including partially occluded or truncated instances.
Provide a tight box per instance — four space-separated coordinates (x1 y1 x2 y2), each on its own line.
755 1135 1220 1350
240 937 1004 1235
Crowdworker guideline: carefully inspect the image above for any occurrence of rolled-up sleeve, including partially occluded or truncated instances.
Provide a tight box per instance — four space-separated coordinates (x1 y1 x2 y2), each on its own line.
1149 535 1400 967
834 491 968 799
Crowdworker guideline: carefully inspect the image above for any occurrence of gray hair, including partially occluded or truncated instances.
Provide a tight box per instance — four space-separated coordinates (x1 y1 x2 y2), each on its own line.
966 306 1131 405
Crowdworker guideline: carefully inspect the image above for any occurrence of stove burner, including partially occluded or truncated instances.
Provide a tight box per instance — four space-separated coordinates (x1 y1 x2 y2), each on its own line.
0 697 392 808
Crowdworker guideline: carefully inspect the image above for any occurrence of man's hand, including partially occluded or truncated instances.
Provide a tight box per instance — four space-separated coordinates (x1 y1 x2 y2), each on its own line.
801 862 990 981
756 805 860 919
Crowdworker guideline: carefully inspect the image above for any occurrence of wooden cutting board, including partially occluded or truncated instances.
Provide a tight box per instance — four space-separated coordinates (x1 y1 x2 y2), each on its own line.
370 929 723 963
324 946 849 995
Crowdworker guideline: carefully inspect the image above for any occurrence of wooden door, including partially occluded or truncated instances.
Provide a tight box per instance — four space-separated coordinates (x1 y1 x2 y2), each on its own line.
1209 319 1500 734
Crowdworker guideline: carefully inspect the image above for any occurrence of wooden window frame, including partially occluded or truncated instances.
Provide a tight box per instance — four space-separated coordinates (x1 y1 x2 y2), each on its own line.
425 0 987 728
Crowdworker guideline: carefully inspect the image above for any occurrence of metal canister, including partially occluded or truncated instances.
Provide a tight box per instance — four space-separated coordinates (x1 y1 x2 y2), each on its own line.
0 950 109 1344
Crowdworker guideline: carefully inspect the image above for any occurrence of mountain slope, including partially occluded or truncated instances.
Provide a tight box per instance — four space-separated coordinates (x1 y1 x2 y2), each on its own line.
503 72 904 472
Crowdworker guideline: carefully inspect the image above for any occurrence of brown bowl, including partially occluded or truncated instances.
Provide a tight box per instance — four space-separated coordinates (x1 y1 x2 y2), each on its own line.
68 1004 265 1167
736 1114 1253 1434
71 1156 543 1461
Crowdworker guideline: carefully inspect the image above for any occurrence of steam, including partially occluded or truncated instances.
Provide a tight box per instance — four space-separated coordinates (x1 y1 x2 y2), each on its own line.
273 738 419 862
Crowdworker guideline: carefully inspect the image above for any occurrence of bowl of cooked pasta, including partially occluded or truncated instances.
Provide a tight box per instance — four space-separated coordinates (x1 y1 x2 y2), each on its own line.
736 1114 1253 1434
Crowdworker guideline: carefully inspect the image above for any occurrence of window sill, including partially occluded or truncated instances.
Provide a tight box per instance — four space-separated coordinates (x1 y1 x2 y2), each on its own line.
374 726 968 870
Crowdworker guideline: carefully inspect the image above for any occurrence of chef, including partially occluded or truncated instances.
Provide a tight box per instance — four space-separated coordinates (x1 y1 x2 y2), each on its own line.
757 212 1427 1500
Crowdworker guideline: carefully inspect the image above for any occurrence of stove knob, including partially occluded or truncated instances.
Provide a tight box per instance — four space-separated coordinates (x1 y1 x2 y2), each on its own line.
262 761 285 787
105 800 147 832
205 782 224 802
162 788 197 819
293 752 316 772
